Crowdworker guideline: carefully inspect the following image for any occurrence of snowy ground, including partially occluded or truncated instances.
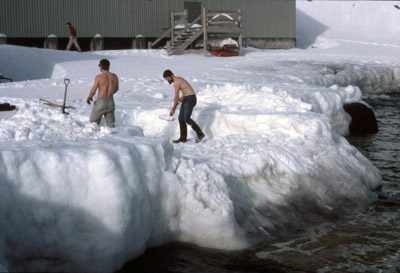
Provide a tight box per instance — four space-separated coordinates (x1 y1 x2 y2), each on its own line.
0 1 399 272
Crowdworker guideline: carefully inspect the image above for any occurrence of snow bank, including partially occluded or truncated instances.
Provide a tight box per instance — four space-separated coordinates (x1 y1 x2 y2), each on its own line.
308 65 400 94
0 45 99 82
0 134 182 272
297 1 400 49
0 79 382 272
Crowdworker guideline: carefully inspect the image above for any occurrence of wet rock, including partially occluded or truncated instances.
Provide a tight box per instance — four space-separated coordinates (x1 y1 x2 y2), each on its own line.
343 102 378 134
0 103 16 111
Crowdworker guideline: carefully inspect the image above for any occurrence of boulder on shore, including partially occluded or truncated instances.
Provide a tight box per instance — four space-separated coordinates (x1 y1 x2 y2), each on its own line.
343 102 378 134
0 103 16 111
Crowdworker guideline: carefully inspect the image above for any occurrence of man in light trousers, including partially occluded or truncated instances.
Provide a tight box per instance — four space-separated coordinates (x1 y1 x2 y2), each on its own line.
87 59 119 128
66 22 82 51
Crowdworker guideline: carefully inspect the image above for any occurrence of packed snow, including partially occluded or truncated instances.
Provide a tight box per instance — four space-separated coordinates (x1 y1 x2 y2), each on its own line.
0 1 399 272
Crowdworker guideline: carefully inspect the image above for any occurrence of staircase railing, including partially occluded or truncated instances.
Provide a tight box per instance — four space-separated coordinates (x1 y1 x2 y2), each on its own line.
167 14 202 56
151 8 242 56
148 10 188 49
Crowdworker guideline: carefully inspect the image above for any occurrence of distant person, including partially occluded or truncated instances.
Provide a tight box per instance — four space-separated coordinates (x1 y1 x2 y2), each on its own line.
163 69 205 143
66 22 82 51
87 59 119 128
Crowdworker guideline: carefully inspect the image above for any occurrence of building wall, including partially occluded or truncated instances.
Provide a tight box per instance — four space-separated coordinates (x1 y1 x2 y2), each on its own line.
0 0 295 39
203 0 295 38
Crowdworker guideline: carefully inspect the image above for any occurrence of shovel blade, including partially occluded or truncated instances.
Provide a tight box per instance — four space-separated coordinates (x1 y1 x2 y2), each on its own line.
159 114 175 121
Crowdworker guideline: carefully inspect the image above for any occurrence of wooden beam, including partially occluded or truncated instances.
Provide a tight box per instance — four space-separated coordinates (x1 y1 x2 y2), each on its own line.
207 27 241 34
203 7 207 56
238 33 242 56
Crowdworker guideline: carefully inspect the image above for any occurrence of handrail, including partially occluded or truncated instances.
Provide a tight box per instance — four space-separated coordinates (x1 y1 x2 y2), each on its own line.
173 11 187 16
0 74 13 82
169 28 203 56
167 14 202 56
157 7 242 56
170 14 202 44
149 15 188 48
207 10 238 16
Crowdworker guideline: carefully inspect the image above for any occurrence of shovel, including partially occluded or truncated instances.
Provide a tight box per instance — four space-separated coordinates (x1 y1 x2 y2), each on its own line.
159 101 180 121
62 78 70 114
159 114 175 121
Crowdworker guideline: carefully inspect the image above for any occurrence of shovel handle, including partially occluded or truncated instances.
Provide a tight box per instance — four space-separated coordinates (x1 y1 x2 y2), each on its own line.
62 78 70 114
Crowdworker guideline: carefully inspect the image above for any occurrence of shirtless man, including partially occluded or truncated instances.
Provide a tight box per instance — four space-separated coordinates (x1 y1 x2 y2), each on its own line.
163 69 205 143
87 59 119 128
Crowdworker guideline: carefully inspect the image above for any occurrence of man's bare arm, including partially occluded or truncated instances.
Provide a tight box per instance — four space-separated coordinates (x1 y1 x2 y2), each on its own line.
170 83 180 115
87 76 99 104
114 76 119 94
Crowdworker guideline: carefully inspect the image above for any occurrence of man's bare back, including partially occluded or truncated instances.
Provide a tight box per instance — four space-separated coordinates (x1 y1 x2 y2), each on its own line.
166 75 196 116
87 59 119 128
87 71 119 103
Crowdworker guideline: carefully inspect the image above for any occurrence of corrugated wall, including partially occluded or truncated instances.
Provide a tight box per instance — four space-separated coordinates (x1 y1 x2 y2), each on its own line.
202 0 295 38
0 0 295 38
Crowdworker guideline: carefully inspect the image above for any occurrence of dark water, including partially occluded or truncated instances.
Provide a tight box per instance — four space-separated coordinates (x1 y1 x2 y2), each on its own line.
118 94 400 273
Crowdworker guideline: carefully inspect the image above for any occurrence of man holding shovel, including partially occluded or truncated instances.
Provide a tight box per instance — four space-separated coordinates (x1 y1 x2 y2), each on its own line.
87 59 119 128
163 69 205 143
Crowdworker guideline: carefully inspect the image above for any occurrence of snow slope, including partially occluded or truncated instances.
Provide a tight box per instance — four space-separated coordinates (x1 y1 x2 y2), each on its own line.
0 1 399 272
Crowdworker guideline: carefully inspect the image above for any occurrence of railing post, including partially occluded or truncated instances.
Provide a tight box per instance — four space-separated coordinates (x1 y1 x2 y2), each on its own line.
184 9 188 28
238 34 243 56
170 11 174 41
238 9 242 56
202 7 207 56
167 41 171 56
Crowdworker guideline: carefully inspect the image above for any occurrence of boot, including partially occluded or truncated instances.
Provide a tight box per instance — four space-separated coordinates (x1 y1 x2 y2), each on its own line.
173 122 187 143
190 121 205 143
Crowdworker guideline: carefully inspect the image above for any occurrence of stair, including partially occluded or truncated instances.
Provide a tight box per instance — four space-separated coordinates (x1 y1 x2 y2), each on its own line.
152 8 242 56
166 27 203 56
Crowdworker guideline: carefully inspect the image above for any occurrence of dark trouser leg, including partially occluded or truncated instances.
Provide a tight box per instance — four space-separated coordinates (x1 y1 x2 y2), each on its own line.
173 121 187 143
175 95 204 143
182 95 196 125
174 101 187 143
190 121 205 143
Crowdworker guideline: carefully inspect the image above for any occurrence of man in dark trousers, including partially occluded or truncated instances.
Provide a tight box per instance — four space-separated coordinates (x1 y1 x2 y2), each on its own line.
66 22 82 51
163 69 205 143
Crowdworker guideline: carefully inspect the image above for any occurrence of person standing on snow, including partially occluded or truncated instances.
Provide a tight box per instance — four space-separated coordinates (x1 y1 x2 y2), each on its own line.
163 69 205 143
66 22 82 51
87 59 119 128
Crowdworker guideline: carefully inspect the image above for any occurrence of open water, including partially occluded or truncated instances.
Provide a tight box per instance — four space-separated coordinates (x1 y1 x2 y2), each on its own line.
119 93 400 273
